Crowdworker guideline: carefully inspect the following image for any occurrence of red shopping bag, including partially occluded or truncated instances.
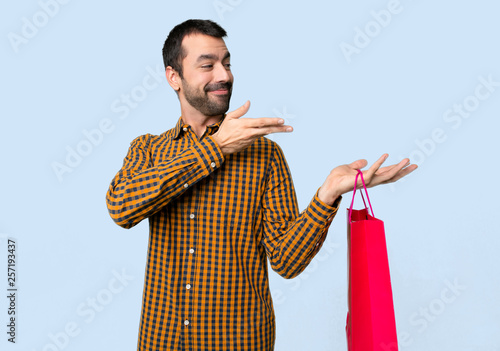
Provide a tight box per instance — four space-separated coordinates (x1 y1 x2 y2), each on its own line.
346 170 398 351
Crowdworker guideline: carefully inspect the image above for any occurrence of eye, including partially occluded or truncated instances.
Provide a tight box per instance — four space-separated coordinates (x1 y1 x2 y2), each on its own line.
224 63 232 69
201 64 213 69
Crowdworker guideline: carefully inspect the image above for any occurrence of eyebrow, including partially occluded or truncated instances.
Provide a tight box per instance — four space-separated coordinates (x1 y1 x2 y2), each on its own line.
196 52 231 62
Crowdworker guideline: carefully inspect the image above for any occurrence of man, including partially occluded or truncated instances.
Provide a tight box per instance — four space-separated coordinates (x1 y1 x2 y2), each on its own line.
106 19 417 351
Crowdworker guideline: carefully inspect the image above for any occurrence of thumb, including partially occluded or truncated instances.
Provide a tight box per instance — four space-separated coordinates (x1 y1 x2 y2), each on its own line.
225 100 250 119
348 159 368 170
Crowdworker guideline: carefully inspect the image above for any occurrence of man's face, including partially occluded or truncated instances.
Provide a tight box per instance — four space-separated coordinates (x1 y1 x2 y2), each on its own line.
178 34 233 117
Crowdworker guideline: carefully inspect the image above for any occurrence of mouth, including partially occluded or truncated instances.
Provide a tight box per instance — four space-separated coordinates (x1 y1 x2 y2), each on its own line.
205 82 232 96
208 89 229 95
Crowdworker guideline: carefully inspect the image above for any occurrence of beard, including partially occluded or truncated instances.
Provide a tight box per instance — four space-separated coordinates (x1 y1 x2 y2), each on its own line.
181 80 233 117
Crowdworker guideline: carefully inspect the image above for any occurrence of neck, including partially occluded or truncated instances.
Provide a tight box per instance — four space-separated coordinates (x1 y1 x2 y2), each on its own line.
180 106 222 138
179 98 223 138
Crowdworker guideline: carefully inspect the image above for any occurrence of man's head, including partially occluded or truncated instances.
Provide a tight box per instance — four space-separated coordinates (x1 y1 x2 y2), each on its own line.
163 19 233 117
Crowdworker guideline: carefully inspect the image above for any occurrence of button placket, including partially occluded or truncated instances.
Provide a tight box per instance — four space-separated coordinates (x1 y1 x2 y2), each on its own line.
186 211 196 295
184 201 198 333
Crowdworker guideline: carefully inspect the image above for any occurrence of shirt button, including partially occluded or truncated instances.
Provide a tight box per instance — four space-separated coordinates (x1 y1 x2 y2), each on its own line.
189 248 195 254
183 127 188 132
186 284 191 290
184 320 190 326
189 213 195 219
183 183 189 188
210 162 216 168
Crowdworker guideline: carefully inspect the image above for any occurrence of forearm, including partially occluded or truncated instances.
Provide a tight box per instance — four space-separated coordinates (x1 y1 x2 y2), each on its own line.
106 135 223 228
264 191 341 279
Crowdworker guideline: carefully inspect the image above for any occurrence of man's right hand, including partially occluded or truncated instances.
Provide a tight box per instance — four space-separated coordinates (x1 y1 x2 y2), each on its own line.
212 101 293 155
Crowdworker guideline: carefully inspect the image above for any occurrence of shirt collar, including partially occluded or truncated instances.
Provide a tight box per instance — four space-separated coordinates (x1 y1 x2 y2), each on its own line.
173 115 225 139
172 117 186 139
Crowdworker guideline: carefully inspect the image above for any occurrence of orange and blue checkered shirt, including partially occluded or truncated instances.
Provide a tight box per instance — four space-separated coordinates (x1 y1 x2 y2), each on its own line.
106 117 341 350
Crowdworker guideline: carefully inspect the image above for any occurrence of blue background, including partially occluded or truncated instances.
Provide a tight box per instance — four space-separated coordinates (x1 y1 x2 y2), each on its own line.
1 0 499 350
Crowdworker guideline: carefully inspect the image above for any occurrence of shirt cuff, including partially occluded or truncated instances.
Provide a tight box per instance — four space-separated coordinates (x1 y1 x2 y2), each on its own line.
304 189 342 227
192 135 225 176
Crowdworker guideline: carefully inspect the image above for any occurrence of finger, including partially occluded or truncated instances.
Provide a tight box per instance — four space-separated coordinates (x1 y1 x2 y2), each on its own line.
225 100 251 120
367 155 412 183
383 163 418 184
389 158 411 176
364 154 388 180
250 125 293 136
374 164 397 175
372 158 414 186
345 159 368 189
348 159 368 171
374 158 407 176
247 117 286 128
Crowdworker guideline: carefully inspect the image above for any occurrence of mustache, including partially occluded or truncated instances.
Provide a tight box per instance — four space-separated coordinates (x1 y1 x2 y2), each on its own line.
205 82 232 92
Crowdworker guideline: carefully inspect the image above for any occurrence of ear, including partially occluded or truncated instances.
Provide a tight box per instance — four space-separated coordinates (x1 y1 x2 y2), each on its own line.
166 66 181 92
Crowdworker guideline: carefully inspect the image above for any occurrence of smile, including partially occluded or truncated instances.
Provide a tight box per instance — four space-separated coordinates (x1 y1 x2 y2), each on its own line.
209 89 229 95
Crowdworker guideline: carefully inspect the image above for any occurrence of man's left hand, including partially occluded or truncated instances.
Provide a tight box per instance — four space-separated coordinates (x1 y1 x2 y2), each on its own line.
317 154 418 206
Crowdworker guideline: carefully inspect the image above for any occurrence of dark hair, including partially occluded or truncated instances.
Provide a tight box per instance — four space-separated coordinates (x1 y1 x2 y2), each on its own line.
162 19 227 78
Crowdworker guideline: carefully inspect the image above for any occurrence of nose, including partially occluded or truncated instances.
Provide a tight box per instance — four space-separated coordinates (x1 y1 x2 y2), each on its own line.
213 62 231 83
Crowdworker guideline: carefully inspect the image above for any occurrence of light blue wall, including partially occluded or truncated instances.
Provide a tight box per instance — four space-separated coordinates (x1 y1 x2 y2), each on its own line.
1 0 499 350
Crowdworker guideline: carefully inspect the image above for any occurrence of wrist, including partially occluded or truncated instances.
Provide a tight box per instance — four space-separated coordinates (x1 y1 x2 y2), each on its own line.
317 186 340 206
211 134 227 155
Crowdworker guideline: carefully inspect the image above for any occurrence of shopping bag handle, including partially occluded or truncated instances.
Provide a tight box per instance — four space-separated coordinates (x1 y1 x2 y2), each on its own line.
348 170 375 222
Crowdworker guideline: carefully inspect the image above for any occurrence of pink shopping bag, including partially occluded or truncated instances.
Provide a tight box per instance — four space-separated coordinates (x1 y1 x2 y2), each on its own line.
346 170 398 351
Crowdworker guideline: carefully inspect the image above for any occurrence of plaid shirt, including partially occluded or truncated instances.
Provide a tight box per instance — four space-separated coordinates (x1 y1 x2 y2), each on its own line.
106 117 341 351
